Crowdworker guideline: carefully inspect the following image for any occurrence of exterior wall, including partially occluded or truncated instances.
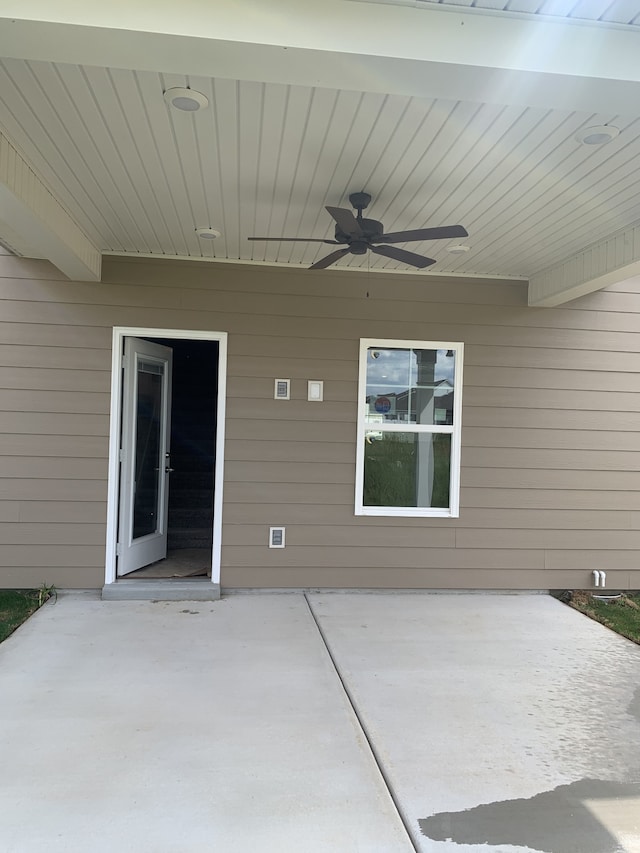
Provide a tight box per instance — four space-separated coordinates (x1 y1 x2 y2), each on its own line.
1 252 639 590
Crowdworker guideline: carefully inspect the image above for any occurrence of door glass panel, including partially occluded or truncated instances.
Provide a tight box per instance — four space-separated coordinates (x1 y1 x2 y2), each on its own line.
365 347 455 426
133 364 164 539
363 432 451 508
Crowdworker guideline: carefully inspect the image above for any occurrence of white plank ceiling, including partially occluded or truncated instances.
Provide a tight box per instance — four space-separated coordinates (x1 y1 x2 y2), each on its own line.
2 1 640 287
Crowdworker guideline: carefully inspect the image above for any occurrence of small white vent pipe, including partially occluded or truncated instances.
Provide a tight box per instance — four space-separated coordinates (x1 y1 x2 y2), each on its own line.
592 570 606 588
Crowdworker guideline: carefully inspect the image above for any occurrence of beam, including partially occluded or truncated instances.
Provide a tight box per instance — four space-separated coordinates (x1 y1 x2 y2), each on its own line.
528 223 640 307
1 2 640 112
0 130 101 281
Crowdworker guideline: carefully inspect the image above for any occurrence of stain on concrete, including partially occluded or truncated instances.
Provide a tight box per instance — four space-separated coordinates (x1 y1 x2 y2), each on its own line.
628 686 640 723
419 779 640 853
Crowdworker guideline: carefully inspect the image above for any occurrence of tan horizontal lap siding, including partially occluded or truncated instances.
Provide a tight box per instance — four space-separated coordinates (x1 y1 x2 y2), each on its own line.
0 523 105 545
464 427 640 451
223 504 640 530
222 546 545 570
222 567 640 590
460 489 639 510
1 254 639 589
0 263 112 586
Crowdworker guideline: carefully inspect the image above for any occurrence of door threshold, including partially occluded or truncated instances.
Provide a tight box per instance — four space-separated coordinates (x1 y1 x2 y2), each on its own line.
102 580 221 601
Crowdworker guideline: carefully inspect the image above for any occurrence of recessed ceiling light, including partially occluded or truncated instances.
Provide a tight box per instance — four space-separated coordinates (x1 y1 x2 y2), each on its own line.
164 87 209 112
575 125 620 146
195 227 221 240
446 244 470 254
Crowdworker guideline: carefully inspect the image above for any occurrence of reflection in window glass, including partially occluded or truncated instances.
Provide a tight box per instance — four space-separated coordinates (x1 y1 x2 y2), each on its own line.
365 347 455 426
363 433 451 509
133 368 163 539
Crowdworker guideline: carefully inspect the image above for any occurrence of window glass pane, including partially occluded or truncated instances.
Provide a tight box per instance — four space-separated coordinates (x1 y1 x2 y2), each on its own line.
133 368 163 539
363 432 451 509
365 347 455 426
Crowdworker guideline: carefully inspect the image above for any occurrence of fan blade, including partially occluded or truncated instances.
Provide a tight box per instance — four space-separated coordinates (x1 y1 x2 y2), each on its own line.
377 225 468 244
248 237 339 243
371 245 436 269
325 206 364 238
309 247 351 269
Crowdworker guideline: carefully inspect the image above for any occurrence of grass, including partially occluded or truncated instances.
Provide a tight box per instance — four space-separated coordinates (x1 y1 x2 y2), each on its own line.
560 590 640 645
0 586 56 644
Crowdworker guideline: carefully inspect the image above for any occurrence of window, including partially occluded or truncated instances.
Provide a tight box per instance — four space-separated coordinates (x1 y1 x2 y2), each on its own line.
355 339 463 517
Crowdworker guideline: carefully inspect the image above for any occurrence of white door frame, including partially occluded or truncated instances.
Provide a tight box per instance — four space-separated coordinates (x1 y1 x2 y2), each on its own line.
104 327 228 586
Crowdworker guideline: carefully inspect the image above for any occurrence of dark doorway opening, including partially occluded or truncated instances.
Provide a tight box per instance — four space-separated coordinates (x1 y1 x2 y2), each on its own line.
127 337 219 579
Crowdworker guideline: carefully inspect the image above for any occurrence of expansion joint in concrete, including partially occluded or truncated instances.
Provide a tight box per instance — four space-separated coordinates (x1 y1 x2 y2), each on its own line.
303 593 420 853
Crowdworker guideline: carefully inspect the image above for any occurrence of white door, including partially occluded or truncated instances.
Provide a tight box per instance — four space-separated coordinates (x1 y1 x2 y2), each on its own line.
117 337 173 576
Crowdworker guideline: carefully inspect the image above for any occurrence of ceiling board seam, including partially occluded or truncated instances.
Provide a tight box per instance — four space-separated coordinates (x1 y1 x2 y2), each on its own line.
484 135 640 272
285 87 342 264
130 70 180 256
162 72 199 252
306 90 371 265
463 111 595 265
79 65 155 252
107 67 167 254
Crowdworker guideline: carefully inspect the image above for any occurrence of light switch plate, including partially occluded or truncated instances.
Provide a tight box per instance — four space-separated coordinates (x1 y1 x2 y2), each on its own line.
308 380 323 401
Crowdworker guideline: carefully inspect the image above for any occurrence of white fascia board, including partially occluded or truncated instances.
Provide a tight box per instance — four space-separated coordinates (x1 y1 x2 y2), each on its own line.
2 2 640 112
529 223 640 307
0 130 100 281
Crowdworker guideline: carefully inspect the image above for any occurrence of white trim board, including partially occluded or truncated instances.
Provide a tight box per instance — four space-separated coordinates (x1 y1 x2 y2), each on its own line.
105 327 228 587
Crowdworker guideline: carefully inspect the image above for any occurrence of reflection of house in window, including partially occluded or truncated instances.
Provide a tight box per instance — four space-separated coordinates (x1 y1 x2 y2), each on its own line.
366 380 453 425
396 380 454 425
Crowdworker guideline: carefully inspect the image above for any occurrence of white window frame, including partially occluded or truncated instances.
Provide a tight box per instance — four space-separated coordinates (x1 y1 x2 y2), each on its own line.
355 338 463 518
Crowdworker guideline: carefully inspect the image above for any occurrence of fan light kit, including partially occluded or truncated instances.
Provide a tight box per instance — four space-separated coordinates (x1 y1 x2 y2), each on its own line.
575 125 619 145
195 227 221 240
248 191 468 270
164 87 209 112
447 244 470 254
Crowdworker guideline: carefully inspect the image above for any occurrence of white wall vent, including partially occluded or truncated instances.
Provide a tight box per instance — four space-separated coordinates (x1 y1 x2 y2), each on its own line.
269 527 285 548
274 379 290 400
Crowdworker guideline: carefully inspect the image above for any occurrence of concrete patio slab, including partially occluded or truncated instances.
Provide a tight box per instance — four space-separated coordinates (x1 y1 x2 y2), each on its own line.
2 591 640 853
0 593 412 853
308 593 640 853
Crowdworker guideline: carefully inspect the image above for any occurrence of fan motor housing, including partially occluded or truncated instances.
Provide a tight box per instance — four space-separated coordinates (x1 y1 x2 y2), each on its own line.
335 218 384 244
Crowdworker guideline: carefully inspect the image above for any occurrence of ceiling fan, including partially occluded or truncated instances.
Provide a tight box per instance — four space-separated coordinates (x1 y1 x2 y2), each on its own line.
248 192 468 269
